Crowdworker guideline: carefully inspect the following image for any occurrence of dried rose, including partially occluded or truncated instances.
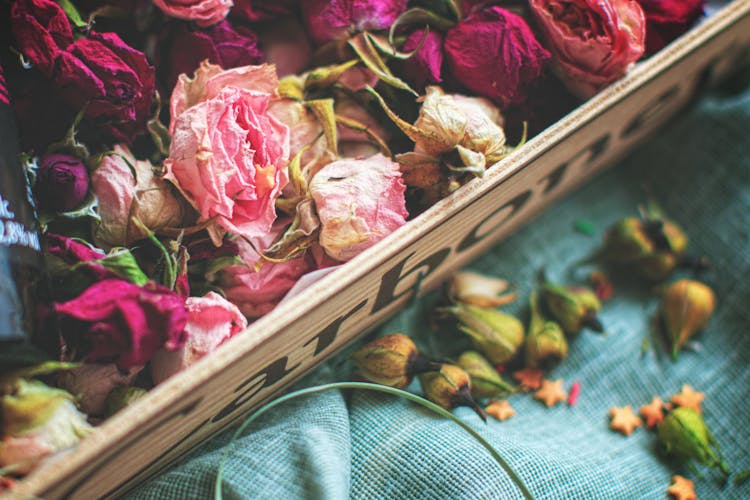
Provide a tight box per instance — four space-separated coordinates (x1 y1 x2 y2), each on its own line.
301 0 409 45
444 6 550 107
159 20 263 93
91 145 188 248
56 363 141 416
153 0 232 27
309 154 408 262
396 29 444 91
34 153 88 214
231 0 297 23
529 0 646 99
0 379 91 475
150 292 247 384
12 0 155 143
638 0 705 54
55 279 188 369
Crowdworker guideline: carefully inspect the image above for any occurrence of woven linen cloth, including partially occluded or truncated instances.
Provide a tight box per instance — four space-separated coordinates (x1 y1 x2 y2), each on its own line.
127 80 750 499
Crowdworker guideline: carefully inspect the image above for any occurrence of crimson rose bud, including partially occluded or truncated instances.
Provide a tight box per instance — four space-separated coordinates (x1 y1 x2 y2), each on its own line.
301 0 409 45
444 6 550 108
638 0 705 54
397 29 443 92
35 153 89 213
9 0 73 77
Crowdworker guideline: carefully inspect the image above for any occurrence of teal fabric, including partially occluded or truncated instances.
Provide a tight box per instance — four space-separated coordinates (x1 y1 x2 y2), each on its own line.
128 80 750 499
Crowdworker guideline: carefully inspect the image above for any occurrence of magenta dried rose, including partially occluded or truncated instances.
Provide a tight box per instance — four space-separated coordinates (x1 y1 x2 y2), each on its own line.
309 154 408 261
231 0 297 23
34 153 89 213
444 6 551 108
301 0 409 45
529 0 646 98
55 279 188 369
637 0 704 54
11 0 156 143
153 0 232 27
160 20 263 92
0 61 10 106
397 29 443 92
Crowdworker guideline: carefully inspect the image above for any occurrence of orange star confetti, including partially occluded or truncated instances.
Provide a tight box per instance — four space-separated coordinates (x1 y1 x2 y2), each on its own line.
609 405 642 436
671 385 705 413
667 475 696 500
513 368 544 391
639 396 666 428
534 379 568 407
486 400 515 421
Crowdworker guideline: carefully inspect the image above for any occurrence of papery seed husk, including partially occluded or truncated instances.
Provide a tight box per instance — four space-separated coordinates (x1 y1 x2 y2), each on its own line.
661 279 715 359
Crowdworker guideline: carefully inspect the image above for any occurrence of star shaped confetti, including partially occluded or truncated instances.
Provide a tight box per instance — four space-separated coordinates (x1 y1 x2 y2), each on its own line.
486 400 515 421
671 385 705 413
513 368 544 391
667 475 696 500
534 379 567 407
609 405 642 436
639 396 666 428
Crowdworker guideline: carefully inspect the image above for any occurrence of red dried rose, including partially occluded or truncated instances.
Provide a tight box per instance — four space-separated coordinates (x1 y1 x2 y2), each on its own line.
231 0 297 23
444 6 550 108
55 279 188 369
529 0 646 98
637 0 705 54
397 29 444 92
34 153 89 213
301 0 409 45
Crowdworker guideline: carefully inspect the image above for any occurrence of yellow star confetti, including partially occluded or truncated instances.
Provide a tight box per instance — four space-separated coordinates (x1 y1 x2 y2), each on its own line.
667 475 696 500
609 405 642 436
670 385 705 414
486 400 515 421
534 379 567 408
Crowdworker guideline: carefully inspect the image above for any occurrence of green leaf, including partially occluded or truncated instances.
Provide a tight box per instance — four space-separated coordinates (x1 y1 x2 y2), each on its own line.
304 59 360 89
348 33 417 96
97 249 150 286
56 0 87 29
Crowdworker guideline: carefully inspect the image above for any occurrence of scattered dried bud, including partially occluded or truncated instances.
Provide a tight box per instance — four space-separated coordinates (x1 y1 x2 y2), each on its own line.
103 386 148 418
540 280 603 335
525 292 569 368
418 364 486 421
447 271 515 308
660 279 715 359
352 333 438 389
445 304 525 364
658 407 729 475
457 351 515 398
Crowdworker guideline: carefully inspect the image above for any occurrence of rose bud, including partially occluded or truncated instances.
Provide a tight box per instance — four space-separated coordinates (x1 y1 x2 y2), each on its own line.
638 0 705 54
92 145 189 248
150 292 248 384
54 279 188 370
34 153 89 213
525 292 569 369
444 6 550 107
418 364 486 421
657 407 729 476
456 351 516 399
352 333 440 389
300 0 409 45
447 271 516 308
540 280 603 335
444 304 525 364
309 154 408 262
660 279 715 359
0 379 91 475
103 386 148 418
529 0 646 99
396 29 444 92
153 0 232 27
56 363 142 416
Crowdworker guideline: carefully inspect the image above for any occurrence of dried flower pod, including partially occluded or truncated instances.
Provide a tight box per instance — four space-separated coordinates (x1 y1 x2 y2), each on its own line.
525 292 569 369
444 304 525 364
457 351 516 399
352 333 439 389
660 279 715 359
540 281 603 335
657 407 729 475
418 364 486 421
447 271 516 308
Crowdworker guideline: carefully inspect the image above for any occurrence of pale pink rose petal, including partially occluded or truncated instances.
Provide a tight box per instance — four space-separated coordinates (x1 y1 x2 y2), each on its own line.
153 0 233 28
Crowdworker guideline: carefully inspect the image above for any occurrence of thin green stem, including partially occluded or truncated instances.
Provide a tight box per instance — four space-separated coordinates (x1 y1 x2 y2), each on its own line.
214 382 534 500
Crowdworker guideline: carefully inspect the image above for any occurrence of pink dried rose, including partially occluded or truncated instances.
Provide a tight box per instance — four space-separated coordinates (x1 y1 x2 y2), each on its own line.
159 20 263 92
55 279 188 369
11 0 155 143
637 0 704 54
166 63 290 246
150 292 247 383
152 0 232 27
301 0 409 45
92 145 189 248
267 98 327 170
444 6 550 108
56 363 142 416
34 154 89 213
309 154 408 262
397 29 444 91
529 0 646 98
